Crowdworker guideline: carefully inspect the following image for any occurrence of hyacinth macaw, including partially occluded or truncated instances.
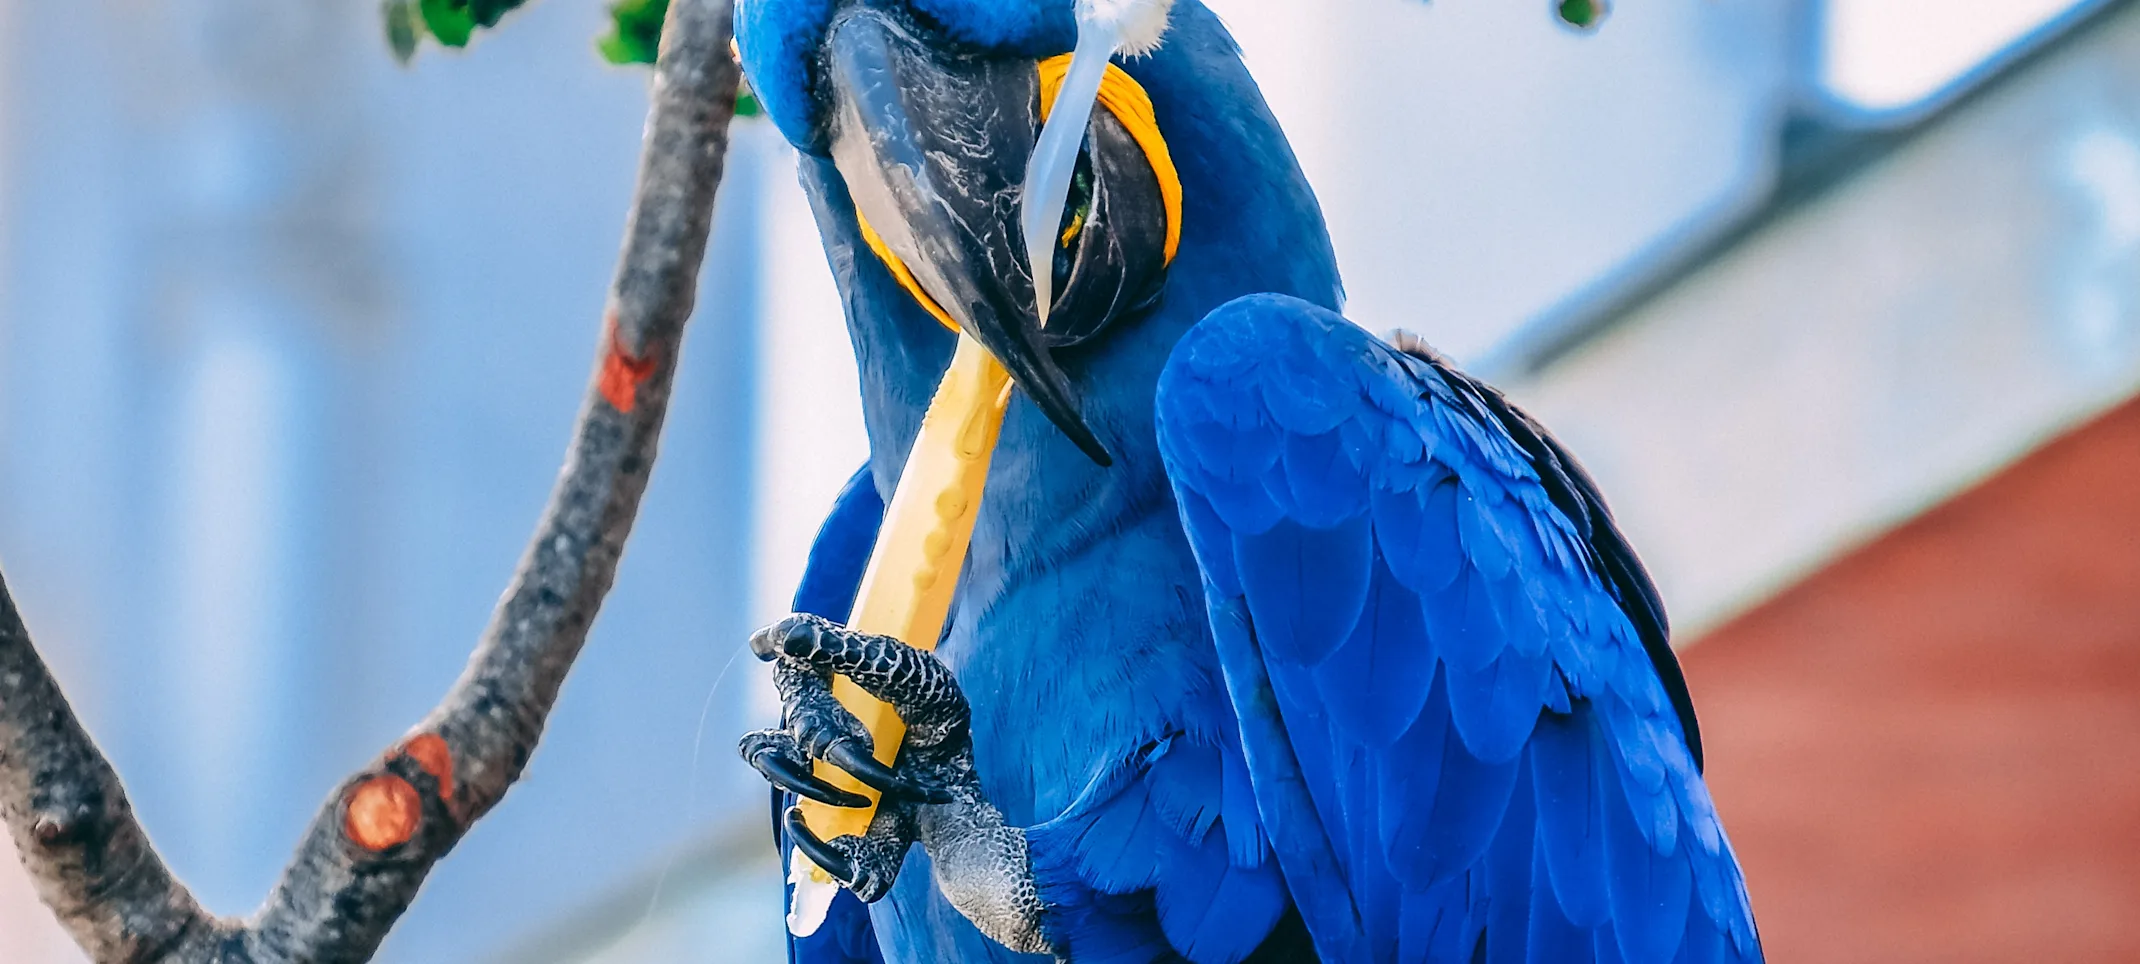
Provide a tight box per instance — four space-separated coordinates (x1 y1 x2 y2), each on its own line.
729 0 1763 962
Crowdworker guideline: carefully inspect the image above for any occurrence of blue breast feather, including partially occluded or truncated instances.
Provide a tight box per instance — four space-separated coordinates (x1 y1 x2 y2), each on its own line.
1141 293 1763 964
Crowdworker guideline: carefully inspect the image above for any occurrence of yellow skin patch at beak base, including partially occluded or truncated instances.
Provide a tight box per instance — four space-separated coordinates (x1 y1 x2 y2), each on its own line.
792 53 1181 918
855 214 962 333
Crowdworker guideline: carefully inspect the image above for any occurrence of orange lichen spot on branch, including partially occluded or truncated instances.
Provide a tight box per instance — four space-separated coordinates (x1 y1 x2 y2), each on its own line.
599 312 658 413
396 732 455 801
344 775 421 852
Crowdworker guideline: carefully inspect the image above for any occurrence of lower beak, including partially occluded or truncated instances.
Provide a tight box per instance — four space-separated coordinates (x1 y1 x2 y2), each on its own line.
822 8 1113 467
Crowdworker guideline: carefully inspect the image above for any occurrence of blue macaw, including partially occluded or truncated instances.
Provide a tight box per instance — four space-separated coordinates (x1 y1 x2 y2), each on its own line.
731 1 1762 962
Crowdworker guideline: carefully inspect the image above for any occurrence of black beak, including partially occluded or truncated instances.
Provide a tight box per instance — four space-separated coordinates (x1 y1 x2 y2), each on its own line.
822 8 1114 467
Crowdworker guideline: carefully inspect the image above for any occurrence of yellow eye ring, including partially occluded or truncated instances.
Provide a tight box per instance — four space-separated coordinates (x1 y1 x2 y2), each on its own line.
1036 54 1182 265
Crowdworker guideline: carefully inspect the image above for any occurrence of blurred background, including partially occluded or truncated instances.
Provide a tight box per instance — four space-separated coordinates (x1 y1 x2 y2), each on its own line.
1 0 2136 961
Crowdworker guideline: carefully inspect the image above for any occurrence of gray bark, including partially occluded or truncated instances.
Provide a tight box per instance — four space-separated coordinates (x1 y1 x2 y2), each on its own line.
0 0 740 958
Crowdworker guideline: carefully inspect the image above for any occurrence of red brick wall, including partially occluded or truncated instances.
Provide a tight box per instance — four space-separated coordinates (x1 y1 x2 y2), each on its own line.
1685 399 2140 963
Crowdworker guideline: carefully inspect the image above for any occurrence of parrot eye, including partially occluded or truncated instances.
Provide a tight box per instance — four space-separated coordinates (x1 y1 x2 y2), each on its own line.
1032 95 1175 348
1056 163 1092 254
1049 153 1096 295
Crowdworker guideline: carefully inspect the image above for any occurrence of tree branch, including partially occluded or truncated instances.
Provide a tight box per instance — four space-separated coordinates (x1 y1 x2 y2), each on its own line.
0 0 741 958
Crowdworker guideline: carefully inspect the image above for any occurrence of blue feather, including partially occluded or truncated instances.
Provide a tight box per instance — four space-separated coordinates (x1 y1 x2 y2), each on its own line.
1279 430 1369 526
1233 515 1373 666
1479 751 1537 964
1423 566 1507 673
734 0 840 149
1202 599 1368 961
904 0 1073 53
1146 738 1224 847
1398 875 1485 963
1312 556 1434 745
1070 768 1170 893
790 465 885 621
1182 441 1290 537
1387 707 1523 891
1336 747 1405 958
1526 844 1596 964
1216 742 1267 867
1031 738 1302 964
1153 841 1288 964
1672 905 1726 964
1443 647 1553 764
1600 748 1692 964
1458 484 1516 580
1259 359 1354 437
1594 924 1628 964
1032 870 1177 964
1530 710 1612 928
1371 670 1450 883
1175 489 1242 596
1198 407 1286 481
1375 475 1465 595
1030 766 1180 964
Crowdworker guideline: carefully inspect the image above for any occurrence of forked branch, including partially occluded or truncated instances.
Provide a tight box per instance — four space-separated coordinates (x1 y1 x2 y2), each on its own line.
0 0 740 958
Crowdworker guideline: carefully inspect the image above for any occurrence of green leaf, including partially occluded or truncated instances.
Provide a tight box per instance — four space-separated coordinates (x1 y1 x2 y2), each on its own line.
598 0 667 65
382 0 759 114
384 0 421 63
419 0 475 47
1556 0 1608 30
466 0 531 29
596 0 759 117
382 0 532 59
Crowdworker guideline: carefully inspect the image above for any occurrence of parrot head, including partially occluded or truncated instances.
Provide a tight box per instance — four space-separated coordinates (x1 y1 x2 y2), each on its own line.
736 0 1192 467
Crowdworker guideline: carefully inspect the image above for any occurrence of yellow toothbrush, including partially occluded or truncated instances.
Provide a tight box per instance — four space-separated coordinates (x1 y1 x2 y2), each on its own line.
788 334 1011 932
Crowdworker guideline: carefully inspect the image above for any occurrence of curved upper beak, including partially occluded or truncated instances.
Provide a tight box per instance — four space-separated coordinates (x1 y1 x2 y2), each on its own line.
823 9 1113 467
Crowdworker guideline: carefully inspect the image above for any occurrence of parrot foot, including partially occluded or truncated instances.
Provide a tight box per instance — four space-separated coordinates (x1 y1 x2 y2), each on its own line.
742 613 964 803
740 613 1054 956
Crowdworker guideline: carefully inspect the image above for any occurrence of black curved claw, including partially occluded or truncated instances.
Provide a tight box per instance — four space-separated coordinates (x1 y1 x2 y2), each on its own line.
746 736 872 809
824 740 955 804
784 806 855 884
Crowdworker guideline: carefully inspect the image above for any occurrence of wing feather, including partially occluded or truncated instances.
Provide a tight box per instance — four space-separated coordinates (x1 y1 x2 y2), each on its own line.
1235 515 1374 666
1312 555 1435 745
1373 476 1464 594
1531 711 1612 928
1156 294 1762 964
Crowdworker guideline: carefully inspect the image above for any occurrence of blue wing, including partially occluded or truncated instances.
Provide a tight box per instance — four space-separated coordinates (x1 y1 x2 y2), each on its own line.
1154 294 1762 964
778 465 890 964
